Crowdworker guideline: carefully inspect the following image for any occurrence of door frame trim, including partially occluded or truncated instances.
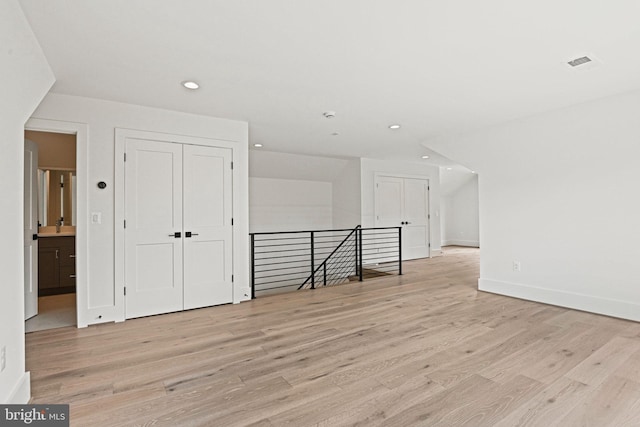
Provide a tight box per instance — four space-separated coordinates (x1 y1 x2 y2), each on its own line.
23 139 38 320
373 172 431 259
25 118 88 327
115 128 241 322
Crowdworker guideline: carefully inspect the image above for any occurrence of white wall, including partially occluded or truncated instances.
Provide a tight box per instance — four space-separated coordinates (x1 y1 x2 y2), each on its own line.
427 89 640 321
360 158 442 252
332 158 361 229
249 150 348 182
250 177 332 232
30 93 249 326
0 0 54 403
250 150 357 231
441 175 479 247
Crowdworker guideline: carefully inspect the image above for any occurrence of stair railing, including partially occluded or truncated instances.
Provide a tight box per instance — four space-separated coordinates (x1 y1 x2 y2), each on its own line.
297 226 360 290
250 226 402 298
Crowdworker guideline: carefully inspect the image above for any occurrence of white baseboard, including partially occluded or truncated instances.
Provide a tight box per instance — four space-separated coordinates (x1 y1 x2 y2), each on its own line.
442 240 479 247
479 278 640 322
430 249 443 257
7 371 31 404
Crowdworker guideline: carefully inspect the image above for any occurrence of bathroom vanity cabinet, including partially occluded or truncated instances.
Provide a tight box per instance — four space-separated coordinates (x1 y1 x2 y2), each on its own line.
38 235 76 295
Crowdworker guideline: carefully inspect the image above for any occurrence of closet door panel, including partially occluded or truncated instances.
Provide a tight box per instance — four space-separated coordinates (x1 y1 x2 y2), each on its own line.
403 178 430 259
125 138 183 319
183 144 233 309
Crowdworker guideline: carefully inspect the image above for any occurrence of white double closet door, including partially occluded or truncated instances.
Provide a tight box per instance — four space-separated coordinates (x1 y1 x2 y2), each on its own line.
125 139 233 319
375 175 430 260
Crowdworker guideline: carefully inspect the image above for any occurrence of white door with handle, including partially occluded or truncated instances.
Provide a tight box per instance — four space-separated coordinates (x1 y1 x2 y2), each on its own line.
24 139 39 320
375 175 430 260
183 144 233 309
125 138 184 319
403 178 430 259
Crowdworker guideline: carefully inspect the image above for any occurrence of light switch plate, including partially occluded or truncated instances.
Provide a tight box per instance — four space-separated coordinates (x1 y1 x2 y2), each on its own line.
91 212 102 224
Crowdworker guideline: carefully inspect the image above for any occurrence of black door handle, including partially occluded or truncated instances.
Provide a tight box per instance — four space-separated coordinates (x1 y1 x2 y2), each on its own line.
168 232 181 238
185 232 199 238
32 234 38 240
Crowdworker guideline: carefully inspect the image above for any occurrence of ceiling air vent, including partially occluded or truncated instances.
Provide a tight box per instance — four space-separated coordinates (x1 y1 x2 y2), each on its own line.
567 56 592 67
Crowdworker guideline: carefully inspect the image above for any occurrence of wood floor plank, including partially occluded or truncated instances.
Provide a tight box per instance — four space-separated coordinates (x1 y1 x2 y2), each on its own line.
380 374 496 425
564 336 640 386
492 376 591 427
478 321 592 384
315 375 445 426
432 375 544 426
24 246 640 426
265 377 389 426
557 375 640 427
520 324 622 385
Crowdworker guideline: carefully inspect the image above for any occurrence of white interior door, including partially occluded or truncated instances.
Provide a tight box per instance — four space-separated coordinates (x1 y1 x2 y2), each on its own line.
375 176 404 228
183 145 233 309
375 175 430 261
24 139 39 320
403 178 430 259
125 139 183 319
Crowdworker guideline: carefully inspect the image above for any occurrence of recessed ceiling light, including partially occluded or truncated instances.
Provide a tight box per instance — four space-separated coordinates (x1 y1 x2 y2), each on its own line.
182 81 199 90
323 111 336 119
471 170 476 174
253 143 263 148
446 167 452 170
421 155 430 159
388 124 401 130
331 132 339 136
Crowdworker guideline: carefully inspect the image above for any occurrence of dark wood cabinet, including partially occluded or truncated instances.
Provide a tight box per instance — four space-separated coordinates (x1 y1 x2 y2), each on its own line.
38 236 76 295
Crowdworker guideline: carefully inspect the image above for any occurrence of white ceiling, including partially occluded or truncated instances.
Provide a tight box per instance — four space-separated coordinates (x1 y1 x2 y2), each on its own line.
18 0 640 166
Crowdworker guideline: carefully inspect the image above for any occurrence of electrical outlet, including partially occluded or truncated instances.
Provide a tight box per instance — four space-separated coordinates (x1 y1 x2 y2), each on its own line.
1 345 6 372
513 260 521 272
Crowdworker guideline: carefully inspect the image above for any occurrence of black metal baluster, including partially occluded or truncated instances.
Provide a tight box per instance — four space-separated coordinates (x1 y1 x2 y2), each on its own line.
359 228 363 282
354 229 359 278
310 231 315 289
251 234 256 299
323 263 327 286
398 227 402 276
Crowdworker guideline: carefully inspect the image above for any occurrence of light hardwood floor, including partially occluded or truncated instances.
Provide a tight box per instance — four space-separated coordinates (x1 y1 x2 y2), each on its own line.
26 247 640 426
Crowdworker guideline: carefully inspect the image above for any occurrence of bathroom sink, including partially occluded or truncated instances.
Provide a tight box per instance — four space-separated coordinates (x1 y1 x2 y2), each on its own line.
38 225 76 237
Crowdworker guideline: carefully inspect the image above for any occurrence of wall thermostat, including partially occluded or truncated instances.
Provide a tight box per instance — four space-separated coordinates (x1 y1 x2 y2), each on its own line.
97 181 107 189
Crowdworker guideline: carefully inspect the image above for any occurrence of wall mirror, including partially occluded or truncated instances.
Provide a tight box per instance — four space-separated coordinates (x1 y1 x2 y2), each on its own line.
38 169 76 227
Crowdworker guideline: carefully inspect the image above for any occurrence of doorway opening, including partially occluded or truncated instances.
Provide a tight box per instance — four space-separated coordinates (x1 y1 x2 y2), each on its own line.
24 130 77 332
439 166 480 250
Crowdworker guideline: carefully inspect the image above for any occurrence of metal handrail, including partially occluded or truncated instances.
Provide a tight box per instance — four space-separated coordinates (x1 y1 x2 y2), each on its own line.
250 227 363 236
